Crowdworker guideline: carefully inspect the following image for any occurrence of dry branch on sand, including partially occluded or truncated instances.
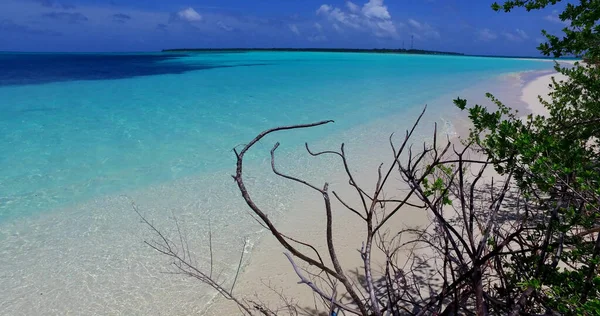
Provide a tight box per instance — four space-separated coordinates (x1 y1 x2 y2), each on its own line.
135 106 581 315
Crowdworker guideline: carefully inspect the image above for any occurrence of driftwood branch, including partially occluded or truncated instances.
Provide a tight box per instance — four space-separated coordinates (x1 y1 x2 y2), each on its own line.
136 105 597 315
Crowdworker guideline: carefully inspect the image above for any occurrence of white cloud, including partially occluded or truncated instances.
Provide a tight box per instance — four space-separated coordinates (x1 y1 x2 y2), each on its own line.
477 28 497 41
315 0 397 38
502 28 529 41
502 32 519 41
309 21 326 42
308 34 327 42
362 0 391 20
407 18 439 39
217 21 233 31
545 15 560 23
346 1 360 13
289 24 300 35
515 28 528 39
328 8 360 29
545 10 569 26
408 19 421 29
316 4 332 15
170 7 202 23
374 20 397 37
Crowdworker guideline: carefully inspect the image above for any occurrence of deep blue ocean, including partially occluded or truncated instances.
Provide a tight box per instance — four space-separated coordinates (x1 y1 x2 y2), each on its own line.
0 51 555 315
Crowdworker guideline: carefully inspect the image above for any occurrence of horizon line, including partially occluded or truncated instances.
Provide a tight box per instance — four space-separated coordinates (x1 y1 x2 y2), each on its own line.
0 48 571 60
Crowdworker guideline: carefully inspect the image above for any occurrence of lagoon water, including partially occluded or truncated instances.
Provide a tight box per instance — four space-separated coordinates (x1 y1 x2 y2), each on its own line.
0 52 553 314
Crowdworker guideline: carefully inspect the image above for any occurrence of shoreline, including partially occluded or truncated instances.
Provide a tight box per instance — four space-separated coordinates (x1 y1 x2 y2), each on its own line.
203 69 561 314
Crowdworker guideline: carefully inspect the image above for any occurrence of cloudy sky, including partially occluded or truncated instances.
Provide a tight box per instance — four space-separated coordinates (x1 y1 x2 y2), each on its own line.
0 0 570 55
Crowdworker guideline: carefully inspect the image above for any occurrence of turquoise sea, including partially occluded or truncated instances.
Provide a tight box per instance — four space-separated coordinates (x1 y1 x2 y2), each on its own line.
0 52 554 315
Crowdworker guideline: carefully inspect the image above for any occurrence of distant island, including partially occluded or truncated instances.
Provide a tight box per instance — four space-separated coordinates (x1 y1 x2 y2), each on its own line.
161 48 464 56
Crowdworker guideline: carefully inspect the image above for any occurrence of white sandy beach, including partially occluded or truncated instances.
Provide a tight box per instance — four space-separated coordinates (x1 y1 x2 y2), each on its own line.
204 69 564 315
521 72 568 117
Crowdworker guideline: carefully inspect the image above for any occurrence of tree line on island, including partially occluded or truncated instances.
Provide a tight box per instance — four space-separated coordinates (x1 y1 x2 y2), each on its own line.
162 48 465 56
137 0 599 315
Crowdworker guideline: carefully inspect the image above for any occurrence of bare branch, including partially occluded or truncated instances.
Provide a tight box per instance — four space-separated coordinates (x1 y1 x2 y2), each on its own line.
283 252 361 315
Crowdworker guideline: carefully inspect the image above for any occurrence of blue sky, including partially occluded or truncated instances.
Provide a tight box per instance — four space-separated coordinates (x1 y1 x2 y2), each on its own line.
0 0 570 55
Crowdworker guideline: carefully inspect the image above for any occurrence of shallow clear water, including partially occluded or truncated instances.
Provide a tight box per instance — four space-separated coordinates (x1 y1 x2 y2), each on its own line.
0 52 552 221
0 52 554 315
